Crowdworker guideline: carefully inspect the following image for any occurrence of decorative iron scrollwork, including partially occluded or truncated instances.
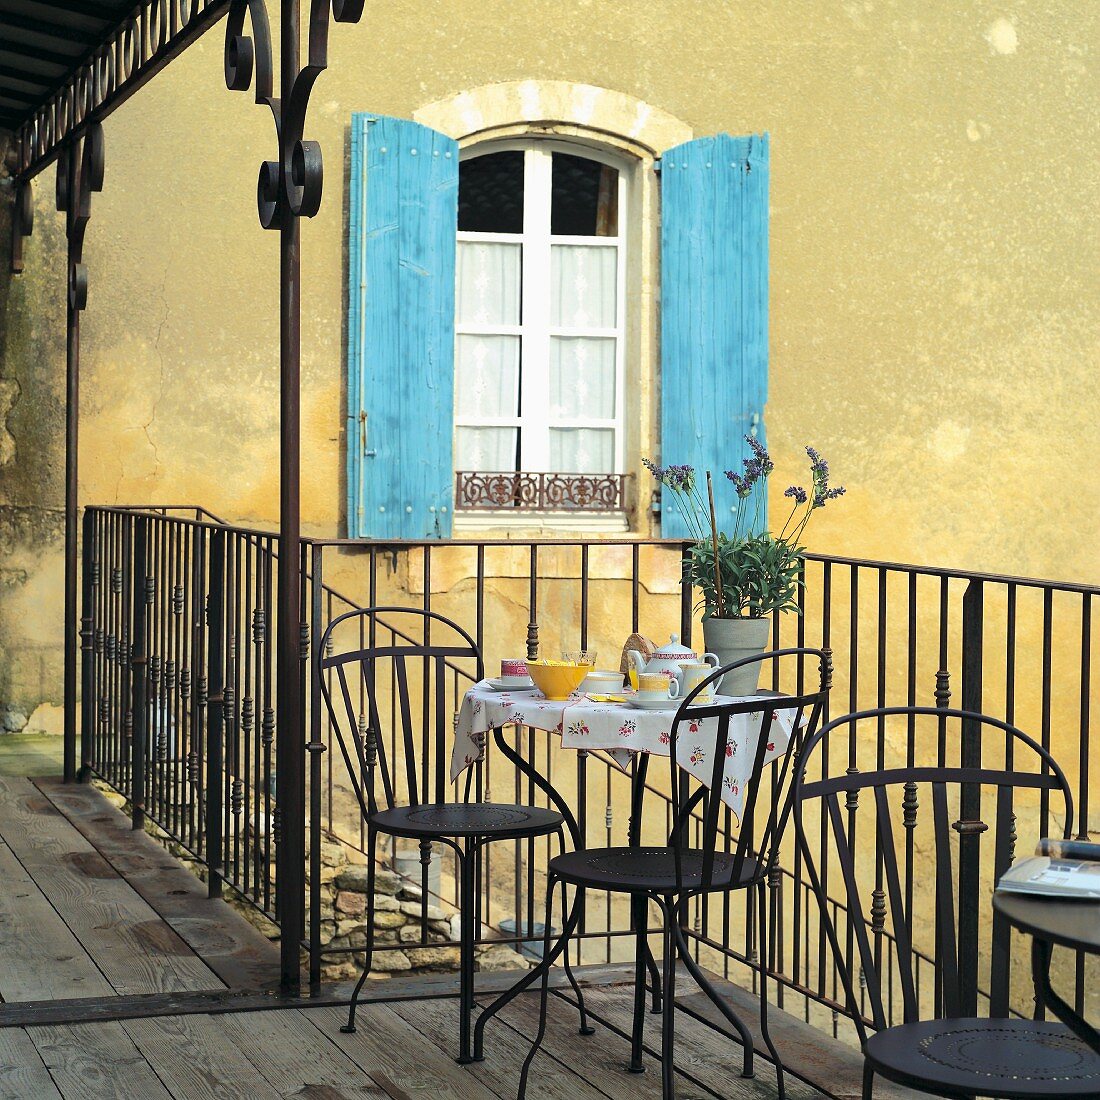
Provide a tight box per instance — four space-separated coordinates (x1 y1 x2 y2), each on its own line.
455 471 628 512
55 122 105 312
224 0 364 230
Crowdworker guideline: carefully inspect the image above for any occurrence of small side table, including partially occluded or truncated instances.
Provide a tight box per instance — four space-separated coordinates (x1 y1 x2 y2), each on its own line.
993 890 1100 1054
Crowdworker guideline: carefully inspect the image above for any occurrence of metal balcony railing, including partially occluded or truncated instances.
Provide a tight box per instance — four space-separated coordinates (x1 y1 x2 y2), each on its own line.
77 505 1097 1036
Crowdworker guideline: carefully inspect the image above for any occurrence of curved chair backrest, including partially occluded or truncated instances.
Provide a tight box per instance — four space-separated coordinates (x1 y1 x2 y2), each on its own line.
791 706 1073 1044
662 646 832 892
318 606 483 817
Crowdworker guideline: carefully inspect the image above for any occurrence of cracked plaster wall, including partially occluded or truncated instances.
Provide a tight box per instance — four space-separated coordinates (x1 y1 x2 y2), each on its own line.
0 132 67 727
0 2 1097 725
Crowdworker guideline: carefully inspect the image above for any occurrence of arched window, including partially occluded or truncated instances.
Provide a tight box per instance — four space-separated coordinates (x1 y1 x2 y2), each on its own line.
454 141 628 480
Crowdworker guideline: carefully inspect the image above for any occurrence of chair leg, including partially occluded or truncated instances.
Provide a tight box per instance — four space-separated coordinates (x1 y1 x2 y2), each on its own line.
552 830 592 1036
757 880 785 1100
560 884 594 1035
670 918 754 1078
473 835 583 1060
660 906 677 1099
456 842 476 1064
629 893 649 1073
341 828 377 1034
862 1060 874 1100
517 874 559 1100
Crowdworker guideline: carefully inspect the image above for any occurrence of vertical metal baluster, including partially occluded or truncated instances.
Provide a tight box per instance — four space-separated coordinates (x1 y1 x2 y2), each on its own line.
872 568 887 990
232 533 245 892
422 546 432 813
325 589 334 834
580 543 589 651
206 528 226 899
679 541 692 648
844 565 859 1001
79 508 96 781
262 536 274 912
1076 593 1091 1014
130 515 149 832
308 541 325 992
154 515 166 826
631 543 640 634
957 580 984 1018
117 513 129 795
242 533 255 900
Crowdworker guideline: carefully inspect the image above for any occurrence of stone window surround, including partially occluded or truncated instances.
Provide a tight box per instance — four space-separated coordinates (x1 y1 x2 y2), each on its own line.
414 82 692 536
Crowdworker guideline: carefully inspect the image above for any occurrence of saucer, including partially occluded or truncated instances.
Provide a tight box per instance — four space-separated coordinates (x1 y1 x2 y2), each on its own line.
625 696 681 712
486 677 534 692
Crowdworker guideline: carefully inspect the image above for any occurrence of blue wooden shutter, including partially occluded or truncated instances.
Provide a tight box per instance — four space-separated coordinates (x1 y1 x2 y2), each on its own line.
347 114 459 538
658 133 769 540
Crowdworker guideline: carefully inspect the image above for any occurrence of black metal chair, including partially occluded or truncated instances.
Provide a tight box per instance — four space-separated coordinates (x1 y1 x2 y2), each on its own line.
318 606 570 1064
792 706 1100 1100
517 647 831 1099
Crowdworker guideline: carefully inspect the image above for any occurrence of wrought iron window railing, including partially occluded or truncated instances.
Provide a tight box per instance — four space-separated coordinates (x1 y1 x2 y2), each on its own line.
455 470 628 511
77 506 1097 1035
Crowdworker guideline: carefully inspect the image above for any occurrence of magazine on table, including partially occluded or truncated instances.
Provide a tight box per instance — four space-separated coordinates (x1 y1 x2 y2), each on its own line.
996 838 1100 900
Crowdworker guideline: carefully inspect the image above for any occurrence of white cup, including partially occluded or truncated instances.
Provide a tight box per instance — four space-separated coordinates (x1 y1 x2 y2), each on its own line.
582 670 626 694
637 672 680 702
681 662 715 701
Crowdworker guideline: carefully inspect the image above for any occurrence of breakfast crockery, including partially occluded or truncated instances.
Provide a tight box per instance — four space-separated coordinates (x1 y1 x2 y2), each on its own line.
628 634 719 689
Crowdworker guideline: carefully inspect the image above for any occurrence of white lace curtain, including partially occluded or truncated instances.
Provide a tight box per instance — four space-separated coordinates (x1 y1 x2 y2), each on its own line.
455 239 617 473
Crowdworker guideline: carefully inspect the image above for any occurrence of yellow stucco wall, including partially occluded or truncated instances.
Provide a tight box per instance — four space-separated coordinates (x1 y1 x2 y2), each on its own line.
0 1 1098 713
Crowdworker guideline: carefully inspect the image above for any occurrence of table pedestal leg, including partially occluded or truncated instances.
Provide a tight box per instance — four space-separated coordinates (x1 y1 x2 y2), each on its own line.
1031 937 1100 1055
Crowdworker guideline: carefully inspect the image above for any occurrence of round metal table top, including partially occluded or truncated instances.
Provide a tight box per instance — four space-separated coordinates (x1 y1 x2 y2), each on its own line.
993 890 1100 954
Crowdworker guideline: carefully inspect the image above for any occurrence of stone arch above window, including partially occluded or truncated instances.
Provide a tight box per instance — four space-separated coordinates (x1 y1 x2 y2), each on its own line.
413 80 692 157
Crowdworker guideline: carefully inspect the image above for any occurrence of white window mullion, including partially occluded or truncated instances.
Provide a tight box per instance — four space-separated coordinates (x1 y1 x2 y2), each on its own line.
520 148 552 470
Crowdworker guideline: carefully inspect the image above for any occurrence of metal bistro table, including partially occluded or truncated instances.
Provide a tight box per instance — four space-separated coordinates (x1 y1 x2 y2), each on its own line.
450 681 797 1062
993 889 1100 1054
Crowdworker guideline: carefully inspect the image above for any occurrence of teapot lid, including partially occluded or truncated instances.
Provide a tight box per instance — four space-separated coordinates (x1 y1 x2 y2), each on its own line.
652 633 697 659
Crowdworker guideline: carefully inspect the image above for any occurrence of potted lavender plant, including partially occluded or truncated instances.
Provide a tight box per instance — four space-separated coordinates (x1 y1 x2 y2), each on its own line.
645 438 844 695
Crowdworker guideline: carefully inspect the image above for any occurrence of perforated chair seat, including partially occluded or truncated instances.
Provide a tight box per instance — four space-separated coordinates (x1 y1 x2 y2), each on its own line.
865 1018 1100 1098
370 802 564 840
548 845 763 893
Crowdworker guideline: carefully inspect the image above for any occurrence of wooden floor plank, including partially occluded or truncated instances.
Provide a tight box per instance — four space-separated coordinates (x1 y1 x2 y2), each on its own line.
491 992 666 1100
121 1013 275 1100
582 984 823 1099
35 779 279 992
301 1004 505 1100
676 979 927 1100
0 839 113 1003
218 1010 388 1098
0 777 220 996
393 995 612 1100
0 1027 64 1100
28 1020 174 1100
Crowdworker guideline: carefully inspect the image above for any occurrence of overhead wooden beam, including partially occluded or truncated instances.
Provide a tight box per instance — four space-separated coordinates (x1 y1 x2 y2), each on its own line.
0 42 80 71
11 0 230 183
0 12 105 47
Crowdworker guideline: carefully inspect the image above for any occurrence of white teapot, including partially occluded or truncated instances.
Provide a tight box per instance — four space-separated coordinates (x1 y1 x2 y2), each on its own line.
629 634 720 688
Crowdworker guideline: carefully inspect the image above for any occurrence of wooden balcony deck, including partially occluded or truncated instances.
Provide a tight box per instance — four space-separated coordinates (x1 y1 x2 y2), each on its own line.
0 752 907 1100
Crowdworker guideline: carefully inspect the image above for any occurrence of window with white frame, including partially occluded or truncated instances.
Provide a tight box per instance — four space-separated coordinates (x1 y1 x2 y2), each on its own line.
454 142 627 486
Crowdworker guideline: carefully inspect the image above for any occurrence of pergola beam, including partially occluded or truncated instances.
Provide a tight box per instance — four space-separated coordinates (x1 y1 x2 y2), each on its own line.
0 12 106 47
9 0 230 185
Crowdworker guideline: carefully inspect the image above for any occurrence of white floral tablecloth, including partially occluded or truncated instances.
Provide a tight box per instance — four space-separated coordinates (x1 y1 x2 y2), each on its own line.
450 682 794 817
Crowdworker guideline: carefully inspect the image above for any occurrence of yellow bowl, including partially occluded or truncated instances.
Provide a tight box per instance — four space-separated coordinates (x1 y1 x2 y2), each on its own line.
528 661 588 700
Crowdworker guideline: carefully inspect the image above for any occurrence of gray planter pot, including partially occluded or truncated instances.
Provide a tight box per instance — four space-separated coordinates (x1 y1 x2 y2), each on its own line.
702 616 772 695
